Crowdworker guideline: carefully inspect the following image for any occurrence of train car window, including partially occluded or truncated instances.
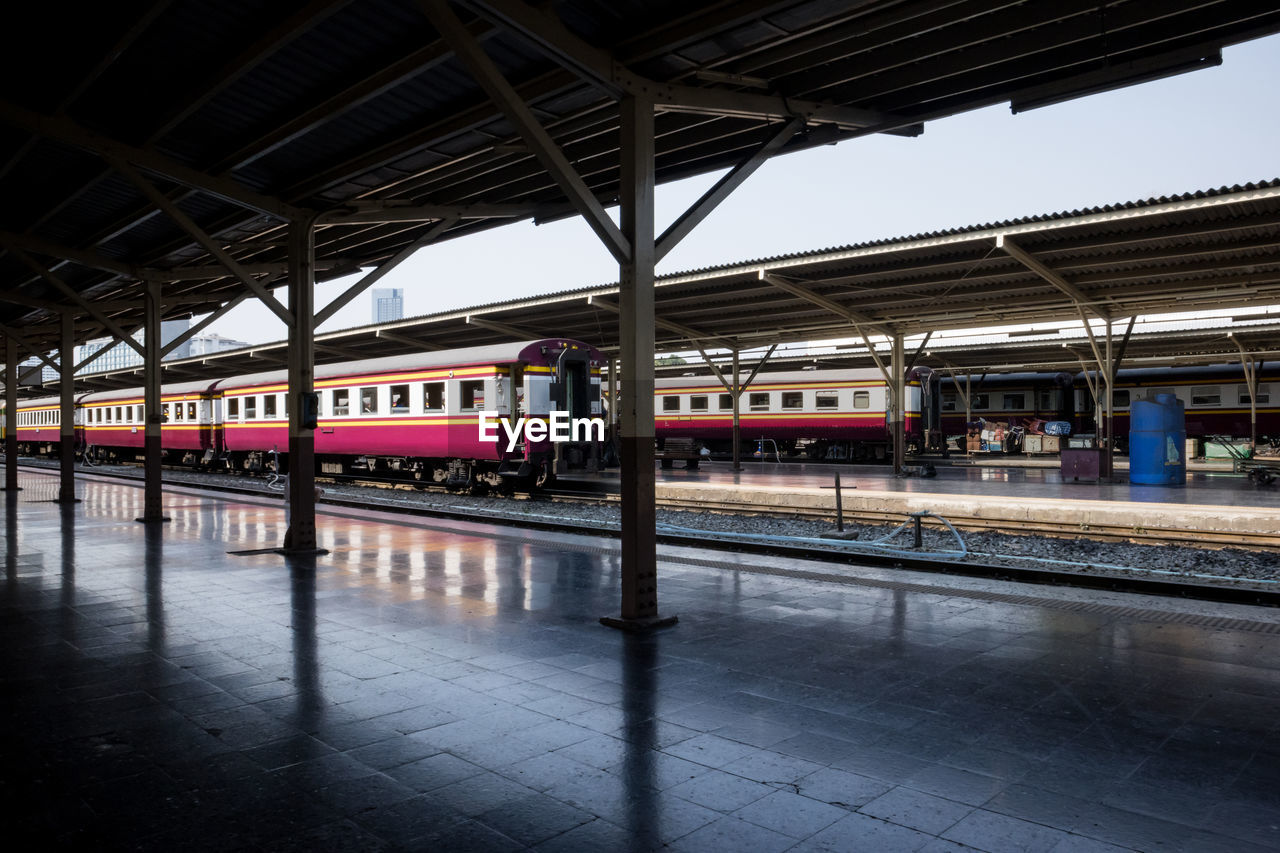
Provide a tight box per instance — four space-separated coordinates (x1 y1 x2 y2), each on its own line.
360 387 378 415
1003 394 1024 410
1147 388 1175 402
1240 384 1270 404
689 396 708 411
107 407 115 423
781 392 804 410
972 394 990 409
187 402 197 420
662 396 680 412
459 380 484 410
228 398 239 419
719 393 733 410
815 392 839 409
244 396 257 419
852 391 870 409
1038 390 1055 409
1191 386 1220 406
423 382 444 411
333 389 350 416
390 384 410 413
749 392 770 411
1111 390 1130 408
941 393 956 411
263 395 277 419
114 406 123 422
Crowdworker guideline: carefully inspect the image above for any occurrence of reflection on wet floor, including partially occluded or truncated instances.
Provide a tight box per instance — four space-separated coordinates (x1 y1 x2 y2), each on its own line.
2 470 1279 851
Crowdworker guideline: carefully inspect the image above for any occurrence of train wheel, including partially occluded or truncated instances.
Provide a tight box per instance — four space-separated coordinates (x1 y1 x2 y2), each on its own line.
534 462 556 490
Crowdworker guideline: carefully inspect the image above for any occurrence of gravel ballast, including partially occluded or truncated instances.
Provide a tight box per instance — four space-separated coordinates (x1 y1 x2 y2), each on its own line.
22 460 1280 591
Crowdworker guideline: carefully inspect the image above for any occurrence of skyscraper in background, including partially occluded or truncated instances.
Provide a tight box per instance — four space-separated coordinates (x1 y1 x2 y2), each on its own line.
372 288 404 324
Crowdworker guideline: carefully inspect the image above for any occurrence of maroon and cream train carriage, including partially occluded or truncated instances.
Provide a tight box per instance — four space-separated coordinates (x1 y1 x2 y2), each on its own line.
218 339 604 490
80 381 221 465
1075 364 1280 447
10 394 80 455
937 372 1076 437
654 367 938 462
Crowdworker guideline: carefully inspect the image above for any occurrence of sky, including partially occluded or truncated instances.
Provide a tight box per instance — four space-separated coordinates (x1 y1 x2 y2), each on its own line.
201 33 1280 348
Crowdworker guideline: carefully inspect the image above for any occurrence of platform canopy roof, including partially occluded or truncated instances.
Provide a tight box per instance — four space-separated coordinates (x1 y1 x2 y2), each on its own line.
1 0 1278 371
52 177 1280 390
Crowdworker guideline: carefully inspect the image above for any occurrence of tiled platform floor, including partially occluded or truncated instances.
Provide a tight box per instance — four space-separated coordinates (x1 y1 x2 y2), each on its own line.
2 470 1279 851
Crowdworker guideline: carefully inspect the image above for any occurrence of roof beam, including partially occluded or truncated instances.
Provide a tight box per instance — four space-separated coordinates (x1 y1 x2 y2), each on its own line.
110 157 295 327
0 1 172 184
317 203 532 225
656 117 801 263
420 0 630 264
997 234 1109 320
5 245 145 357
760 271 892 337
0 324 62 374
465 315 542 340
467 0 915 132
316 216 457 327
160 293 248 359
587 295 736 347
374 329 445 351
220 21 496 172
149 0 353 143
0 231 144 280
0 99 304 221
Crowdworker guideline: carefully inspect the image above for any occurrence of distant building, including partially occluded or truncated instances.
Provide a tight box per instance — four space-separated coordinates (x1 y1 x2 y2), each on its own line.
72 319 191 378
186 333 249 356
372 288 404 324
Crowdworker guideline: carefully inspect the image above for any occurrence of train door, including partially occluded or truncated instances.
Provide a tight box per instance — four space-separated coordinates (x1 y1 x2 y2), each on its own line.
912 368 940 450
551 346 601 472
508 365 523 430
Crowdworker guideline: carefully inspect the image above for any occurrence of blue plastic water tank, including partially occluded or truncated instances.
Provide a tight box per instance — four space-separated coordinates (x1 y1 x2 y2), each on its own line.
1128 393 1186 485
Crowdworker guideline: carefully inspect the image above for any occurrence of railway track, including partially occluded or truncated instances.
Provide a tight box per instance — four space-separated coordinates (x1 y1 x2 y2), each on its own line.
651 494 1280 552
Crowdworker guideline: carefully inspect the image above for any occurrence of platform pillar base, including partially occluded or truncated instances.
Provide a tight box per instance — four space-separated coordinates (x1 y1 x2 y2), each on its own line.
273 547 330 557
599 614 678 632
135 516 171 524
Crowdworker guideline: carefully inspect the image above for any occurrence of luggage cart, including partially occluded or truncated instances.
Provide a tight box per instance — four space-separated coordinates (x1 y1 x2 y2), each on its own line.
1206 435 1280 484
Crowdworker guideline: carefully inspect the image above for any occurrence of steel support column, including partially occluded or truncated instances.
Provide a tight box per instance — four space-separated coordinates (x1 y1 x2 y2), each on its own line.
1104 323 1114 478
1229 334 1258 452
284 216 325 555
138 281 168 522
892 333 905 474
731 350 741 472
601 96 674 631
57 312 78 503
4 336 19 491
607 357 618 444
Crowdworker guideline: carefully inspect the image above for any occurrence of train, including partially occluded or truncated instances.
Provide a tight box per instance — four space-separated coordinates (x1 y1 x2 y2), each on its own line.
4 339 606 492
655 368 935 462
5 346 1273 476
654 362 1277 460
